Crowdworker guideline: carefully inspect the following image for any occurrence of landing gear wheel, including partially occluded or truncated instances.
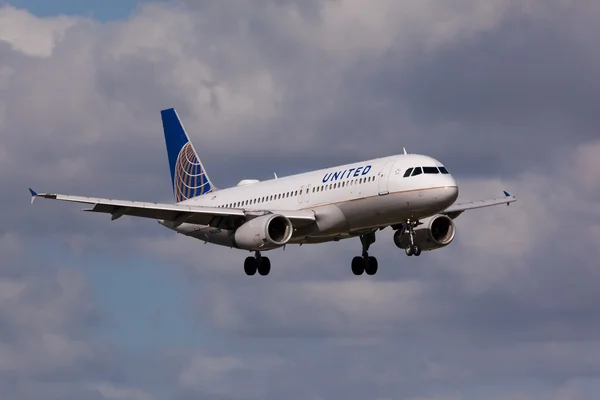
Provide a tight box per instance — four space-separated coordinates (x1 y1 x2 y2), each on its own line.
405 245 421 257
365 256 378 275
351 256 365 275
353 232 377 275
258 257 271 276
244 257 257 275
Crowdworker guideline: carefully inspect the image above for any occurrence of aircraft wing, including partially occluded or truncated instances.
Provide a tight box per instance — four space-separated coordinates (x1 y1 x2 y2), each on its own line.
28 189 316 230
442 191 517 218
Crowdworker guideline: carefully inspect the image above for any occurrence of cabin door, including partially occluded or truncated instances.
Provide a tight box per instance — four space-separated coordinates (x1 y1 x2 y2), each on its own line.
378 161 395 195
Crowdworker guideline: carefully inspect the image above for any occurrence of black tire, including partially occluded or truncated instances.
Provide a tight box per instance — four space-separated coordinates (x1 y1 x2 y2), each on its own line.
405 246 414 256
351 256 365 275
258 257 271 276
365 256 378 275
244 257 257 275
413 246 422 256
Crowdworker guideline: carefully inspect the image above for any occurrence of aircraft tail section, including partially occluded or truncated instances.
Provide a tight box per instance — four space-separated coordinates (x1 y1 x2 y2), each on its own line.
161 108 215 202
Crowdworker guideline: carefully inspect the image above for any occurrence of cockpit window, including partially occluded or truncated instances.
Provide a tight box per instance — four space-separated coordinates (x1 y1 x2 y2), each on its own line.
403 168 413 177
423 166 439 174
438 166 449 174
411 167 422 176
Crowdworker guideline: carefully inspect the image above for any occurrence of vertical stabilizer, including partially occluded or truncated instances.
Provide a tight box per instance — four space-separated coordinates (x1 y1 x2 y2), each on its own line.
160 108 215 202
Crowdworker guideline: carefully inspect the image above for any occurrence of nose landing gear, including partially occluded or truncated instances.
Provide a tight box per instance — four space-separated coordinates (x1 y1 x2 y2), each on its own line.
404 219 421 257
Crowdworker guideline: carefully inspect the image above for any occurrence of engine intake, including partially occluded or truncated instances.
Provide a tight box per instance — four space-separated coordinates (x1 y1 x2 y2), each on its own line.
234 214 293 250
393 214 456 251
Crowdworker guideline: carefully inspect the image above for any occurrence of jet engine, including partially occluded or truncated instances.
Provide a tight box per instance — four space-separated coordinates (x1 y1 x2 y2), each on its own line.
233 214 294 251
393 214 456 251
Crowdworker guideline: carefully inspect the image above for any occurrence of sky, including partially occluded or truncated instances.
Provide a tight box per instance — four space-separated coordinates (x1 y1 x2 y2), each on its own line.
1 0 600 399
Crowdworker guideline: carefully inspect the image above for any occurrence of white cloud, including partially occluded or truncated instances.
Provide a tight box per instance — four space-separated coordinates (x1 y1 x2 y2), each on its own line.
0 5 79 57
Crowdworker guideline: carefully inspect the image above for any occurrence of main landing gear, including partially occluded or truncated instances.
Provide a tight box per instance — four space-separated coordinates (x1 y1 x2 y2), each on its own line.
351 232 379 275
404 219 422 257
244 251 271 276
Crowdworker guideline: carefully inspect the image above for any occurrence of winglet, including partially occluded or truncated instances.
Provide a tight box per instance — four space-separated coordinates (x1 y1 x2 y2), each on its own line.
503 190 513 206
403 147 408 155
29 188 38 204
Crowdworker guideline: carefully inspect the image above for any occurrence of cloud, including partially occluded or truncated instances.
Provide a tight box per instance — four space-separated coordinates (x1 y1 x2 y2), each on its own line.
1 1 600 399
0 5 79 57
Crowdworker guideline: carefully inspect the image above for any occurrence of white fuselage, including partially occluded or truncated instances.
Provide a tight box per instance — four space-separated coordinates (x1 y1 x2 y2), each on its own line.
168 153 459 247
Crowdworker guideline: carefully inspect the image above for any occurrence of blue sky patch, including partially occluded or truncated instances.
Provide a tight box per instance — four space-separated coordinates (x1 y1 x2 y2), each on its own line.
6 0 143 21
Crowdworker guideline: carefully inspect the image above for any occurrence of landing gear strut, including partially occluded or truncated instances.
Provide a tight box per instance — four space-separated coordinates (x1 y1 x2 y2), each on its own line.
351 232 379 275
404 219 421 257
244 251 271 276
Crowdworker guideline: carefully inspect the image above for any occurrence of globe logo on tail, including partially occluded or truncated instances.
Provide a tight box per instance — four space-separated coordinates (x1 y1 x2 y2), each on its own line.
174 143 211 202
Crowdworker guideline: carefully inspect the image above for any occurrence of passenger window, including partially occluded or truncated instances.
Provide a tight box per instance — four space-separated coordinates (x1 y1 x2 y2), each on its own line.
423 166 439 174
411 167 422 176
403 168 413 177
439 166 449 174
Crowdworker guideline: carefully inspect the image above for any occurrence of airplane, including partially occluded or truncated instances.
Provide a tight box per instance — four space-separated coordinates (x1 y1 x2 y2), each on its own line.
29 108 516 276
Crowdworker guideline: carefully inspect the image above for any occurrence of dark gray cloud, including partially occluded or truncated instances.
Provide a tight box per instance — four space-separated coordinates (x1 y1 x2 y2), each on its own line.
1 0 600 399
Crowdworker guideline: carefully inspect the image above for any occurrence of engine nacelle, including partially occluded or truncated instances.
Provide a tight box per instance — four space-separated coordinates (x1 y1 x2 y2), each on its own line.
393 214 456 251
233 214 294 250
